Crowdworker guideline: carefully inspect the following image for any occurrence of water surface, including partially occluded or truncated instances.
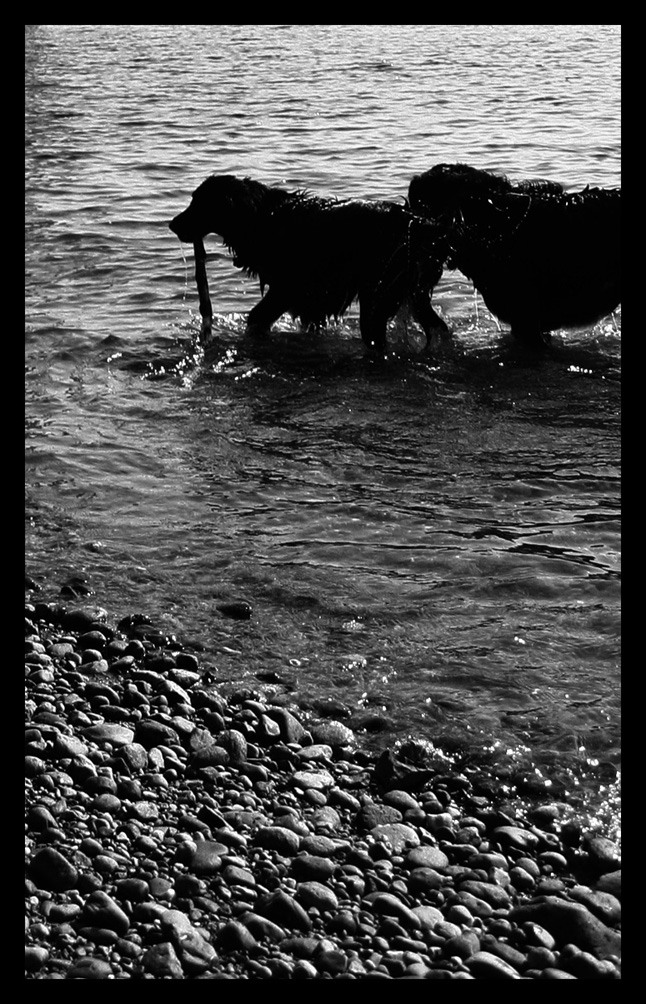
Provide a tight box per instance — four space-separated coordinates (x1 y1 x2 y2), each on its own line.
25 25 621 833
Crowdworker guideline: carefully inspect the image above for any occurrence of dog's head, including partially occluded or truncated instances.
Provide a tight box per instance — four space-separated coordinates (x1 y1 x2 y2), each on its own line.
408 163 512 221
169 175 273 243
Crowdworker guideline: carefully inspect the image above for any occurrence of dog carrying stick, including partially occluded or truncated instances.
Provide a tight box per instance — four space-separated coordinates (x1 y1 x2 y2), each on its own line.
193 238 212 336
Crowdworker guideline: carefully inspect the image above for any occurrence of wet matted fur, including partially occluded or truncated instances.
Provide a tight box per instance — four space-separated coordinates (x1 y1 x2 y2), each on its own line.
170 174 449 352
408 162 621 346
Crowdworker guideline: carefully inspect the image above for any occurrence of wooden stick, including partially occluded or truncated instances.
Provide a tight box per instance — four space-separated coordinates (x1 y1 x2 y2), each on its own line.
193 238 212 336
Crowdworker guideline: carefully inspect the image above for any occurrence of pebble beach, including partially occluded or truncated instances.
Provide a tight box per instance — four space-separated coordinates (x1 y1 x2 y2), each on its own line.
25 592 621 980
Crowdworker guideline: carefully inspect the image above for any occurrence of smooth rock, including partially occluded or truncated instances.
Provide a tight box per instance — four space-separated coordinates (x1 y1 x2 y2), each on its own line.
467 951 523 979
493 825 540 852
596 869 621 900
406 845 449 870
458 879 511 908
256 889 312 931
187 840 228 874
367 892 422 929
81 724 134 747
239 912 286 942
411 904 444 930
569 885 621 925
583 835 621 873
80 890 130 936
371 822 420 852
291 853 336 882
25 946 49 972
160 909 216 973
134 720 180 750
29 847 78 892
357 803 402 829
66 957 115 980
142 941 184 978
296 880 339 913
263 707 310 744
254 825 301 856
510 896 621 958
309 720 354 747
216 919 258 952
291 769 335 791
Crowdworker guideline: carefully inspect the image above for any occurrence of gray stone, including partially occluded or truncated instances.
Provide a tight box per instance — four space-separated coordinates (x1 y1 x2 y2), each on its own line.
188 840 228 874
254 825 301 856
406 845 449 870
596 869 621 899
309 720 354 747
493 825 540 852
291 853 336 882
238 912 286 942
467 950 523 979
458 879 511 908
216 919 258 952
296 880 339 912
29 847 78 892
371 822 420 853
411 904 444 930
443 930 481 960
263 707 309 744
134 719 180 750
142 942 184 978
66 957 115 979
160 909 216 973
81 723 135 746
291 769 335 791
256 889 312 931
52 733 89 759
356 803 402 829
510 896 621 958
583 835 621 873
367 892 422 929
569 885 621 925
80 890 130 936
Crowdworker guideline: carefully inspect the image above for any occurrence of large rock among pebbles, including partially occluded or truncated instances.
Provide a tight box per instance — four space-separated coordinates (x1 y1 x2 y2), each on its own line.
510 896 621 958
256 889 312 931
81 723 135 746
371 822 420 852
309 720 354 747
29 847 78 891
253 825 301 856
80 890 130 936
159 909 217 974
134 720 180 749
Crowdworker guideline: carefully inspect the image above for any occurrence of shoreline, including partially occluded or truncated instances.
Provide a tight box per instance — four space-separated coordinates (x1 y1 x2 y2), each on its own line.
25 596 621 979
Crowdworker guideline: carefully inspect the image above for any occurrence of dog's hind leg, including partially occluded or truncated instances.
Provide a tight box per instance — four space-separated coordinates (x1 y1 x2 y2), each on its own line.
246 287 288 336
358 303 389 354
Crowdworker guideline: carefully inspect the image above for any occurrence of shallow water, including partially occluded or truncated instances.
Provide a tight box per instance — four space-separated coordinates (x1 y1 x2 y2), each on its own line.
25 25 620 833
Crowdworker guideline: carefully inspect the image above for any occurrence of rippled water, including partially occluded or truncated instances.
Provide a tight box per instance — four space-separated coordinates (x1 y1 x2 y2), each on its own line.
25 25 621 832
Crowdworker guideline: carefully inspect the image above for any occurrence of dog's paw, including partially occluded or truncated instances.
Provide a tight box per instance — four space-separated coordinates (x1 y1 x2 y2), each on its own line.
245 322 272 338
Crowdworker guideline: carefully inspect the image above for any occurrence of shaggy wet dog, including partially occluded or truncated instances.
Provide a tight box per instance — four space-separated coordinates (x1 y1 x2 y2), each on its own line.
407 163 621 346
169 174 449 353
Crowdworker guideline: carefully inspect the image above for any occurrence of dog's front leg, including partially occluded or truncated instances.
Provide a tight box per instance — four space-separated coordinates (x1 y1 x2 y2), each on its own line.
193 239 212 338
410 270 450 353
246 287 287 336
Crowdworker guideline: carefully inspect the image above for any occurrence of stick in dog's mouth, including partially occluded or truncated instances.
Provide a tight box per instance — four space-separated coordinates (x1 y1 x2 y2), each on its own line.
193 238 212 336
